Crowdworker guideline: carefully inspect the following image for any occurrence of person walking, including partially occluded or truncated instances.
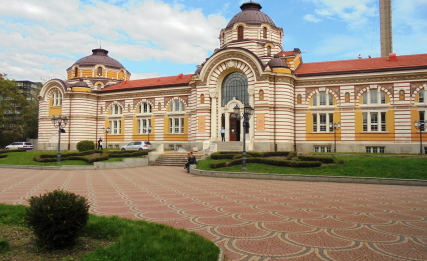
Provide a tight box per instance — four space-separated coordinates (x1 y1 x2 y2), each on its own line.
220 126 226 142
98 138 103 150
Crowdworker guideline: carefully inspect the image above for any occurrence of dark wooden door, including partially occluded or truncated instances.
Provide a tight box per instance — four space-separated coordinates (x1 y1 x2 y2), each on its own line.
229 118 240 141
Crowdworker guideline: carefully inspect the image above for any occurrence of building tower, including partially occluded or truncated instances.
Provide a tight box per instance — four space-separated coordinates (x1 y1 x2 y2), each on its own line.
380 0 393 57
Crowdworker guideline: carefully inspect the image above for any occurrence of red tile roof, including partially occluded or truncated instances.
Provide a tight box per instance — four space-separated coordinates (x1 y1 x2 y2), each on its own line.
279 51 295 57
296 53 427 76
100 74 193 92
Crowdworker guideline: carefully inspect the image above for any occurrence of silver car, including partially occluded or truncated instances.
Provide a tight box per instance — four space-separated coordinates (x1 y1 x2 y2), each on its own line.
120 141 152 151
5 142 33 150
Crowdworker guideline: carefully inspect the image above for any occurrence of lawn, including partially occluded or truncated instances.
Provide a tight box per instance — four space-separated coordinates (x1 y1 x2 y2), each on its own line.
0 204 220 261
0 150 144 166
197 156 427 180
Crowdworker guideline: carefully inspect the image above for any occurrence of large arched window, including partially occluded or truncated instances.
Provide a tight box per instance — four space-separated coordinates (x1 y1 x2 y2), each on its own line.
221 72 248 106
238 26 244 40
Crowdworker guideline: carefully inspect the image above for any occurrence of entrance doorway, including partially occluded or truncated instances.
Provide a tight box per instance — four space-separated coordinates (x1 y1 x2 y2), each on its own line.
229 118 241 141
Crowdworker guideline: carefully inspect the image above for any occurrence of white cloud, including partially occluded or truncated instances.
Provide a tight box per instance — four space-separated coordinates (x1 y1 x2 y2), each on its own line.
0 0 227 81
304 14 322 23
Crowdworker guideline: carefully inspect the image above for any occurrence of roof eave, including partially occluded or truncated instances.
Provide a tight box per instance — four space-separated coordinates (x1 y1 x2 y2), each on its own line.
296 65 427 77
99 82 192 93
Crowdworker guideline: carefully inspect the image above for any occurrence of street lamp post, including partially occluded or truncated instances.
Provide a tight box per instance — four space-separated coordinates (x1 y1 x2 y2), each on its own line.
51 115 68 165
231 103 254 170
329 122 341 153
101 127 110 149
147 126 153 143
414 120 426 154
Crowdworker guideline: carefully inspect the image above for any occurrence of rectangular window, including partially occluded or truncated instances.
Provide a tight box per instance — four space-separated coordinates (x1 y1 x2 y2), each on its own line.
329 113 334 132
370 90 377 104
110 120 121 135
363 92 368 104
174 118 179 133
313 114 317 132
314 146 332 152
370 112 378 131
420 92 424 103
180 118 184 133
319 114 326 131
381 112 386 131
138 120 141 134
143 103 148 113
420 111 425 131
381 92 386 104
175 101 179 112
142 119 147 133
363 113 368 131
328 93 333 105
366 146 385 153
319 92 326 106
312 94 317 106
169 118 173 133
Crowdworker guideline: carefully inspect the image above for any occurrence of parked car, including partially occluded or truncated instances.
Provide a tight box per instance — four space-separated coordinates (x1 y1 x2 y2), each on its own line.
120 141 152 151
5 142 33 150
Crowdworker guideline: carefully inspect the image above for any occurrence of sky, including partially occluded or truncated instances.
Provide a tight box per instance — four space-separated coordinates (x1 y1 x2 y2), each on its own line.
0 0 426 82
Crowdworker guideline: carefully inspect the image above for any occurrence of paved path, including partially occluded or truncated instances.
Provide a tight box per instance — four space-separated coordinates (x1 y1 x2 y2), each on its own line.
1 166 427 261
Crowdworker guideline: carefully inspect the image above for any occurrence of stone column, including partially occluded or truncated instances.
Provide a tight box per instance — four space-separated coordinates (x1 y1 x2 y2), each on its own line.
210 89 218 141
248 87 255 141
225 112 230 141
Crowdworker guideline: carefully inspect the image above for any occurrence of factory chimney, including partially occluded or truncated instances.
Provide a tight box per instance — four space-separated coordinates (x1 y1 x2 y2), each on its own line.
380 0 393 57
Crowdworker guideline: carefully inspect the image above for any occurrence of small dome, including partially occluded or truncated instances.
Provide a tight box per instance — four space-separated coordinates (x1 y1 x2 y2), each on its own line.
72 79 89 88
267 55 289 68
226 1 276 29
70 49 125 70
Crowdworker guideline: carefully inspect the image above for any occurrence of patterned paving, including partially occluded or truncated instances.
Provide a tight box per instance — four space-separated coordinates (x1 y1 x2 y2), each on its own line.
1 166 427 260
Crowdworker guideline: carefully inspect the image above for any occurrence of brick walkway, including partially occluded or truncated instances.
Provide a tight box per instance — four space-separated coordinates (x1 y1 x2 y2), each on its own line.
1 166 427 261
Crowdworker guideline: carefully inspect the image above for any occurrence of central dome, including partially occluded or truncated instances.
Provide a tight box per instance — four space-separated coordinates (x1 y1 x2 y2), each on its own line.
226 1 276 29
71 49 124 69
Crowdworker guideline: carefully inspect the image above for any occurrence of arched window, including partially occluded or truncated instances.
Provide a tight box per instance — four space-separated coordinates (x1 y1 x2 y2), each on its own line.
399 90 405 101
74 67 78 77
297 94 302 104
97 67 103 76
345 92 350 103
238 26 243 40
52 90 62 106
97 83 102 90
200 94 205 104
312 92 333 106
139 102 152 114
221 72 248 106
263 27 267 39
259 90 264 101
267 46 271 56
362 89 387 105
418 88 426 103
169 100 185 112
111 105 122 115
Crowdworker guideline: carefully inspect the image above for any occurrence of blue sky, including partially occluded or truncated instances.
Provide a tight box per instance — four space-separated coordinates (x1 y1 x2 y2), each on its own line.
0 0 426 82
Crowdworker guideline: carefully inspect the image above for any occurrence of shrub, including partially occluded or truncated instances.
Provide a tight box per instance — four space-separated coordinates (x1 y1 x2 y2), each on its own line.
225 157 322 168
25 189 90 249
0 154 6 159
0 237 10 253
287 151 297 160
261 151 290 157
109 151 148 157
298 155 334 164
0 149 26 153
338 159 344 165
247 152 263 157
211 152 238 159
210 161 228 169
232 154 253 160
76 140 95 152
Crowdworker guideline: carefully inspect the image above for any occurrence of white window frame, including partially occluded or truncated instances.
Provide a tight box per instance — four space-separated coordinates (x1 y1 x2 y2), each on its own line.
111 105 122 115
52 90 62 106
416 88 427 104
314 146 332 153
366 146 385 153
362 111 387 132
419 111 426 131
312 113 334 132
109 119 122 135
168 117 184 134
138 103 152 114
169 100 185 113
137 118 152 134
312 91 334 107
362 89 387 105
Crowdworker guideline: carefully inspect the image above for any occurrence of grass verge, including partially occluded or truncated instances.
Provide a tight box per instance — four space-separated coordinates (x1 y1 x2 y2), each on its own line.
0 204 219 261
197 156 427 180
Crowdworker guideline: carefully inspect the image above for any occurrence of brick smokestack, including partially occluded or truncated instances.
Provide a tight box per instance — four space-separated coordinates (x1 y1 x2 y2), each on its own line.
380 0 393 57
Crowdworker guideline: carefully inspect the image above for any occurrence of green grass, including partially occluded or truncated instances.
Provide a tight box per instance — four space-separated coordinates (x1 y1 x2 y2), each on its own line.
0 204 219 261
197 156 427 180
0 151 145 166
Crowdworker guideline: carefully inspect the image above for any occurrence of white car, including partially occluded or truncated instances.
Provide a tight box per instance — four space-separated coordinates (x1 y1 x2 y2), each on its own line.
5 142 33 150
120 141 153 151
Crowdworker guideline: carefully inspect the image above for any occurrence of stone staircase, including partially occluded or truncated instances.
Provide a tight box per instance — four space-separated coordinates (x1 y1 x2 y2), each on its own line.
214 141 243 152
151 151 205 166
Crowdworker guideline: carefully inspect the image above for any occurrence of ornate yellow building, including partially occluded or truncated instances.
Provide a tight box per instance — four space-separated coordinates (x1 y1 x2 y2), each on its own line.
38 1 427 153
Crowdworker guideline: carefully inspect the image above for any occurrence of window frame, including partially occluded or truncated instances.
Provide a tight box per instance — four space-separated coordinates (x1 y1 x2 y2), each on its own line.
312 113 334 133
51 90 62 106
311 91 335 107
169 100 185 113
168 117 185 134
109 119 122 135
416 88 426 104
138 102 152 114
362 111 387 132
237 26 244 40
137 118 152 134
361 88 388 106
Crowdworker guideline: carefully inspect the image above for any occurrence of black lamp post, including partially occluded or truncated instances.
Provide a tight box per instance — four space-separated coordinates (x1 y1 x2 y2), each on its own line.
147 126 153 143
329 122 341 153
101 127 110 149
51 115 68 165
414 120 426 154
232 103 254 170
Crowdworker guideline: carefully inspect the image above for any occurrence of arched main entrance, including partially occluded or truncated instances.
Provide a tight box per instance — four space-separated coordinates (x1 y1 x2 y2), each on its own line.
221 72 248 141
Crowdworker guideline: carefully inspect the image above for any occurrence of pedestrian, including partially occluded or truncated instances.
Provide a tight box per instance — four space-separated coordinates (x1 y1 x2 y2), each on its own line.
220 126 226 142
184 151 197 170
98 138 103 150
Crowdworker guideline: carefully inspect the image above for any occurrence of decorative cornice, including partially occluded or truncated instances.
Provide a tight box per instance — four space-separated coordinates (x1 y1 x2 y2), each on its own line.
99 89 191 100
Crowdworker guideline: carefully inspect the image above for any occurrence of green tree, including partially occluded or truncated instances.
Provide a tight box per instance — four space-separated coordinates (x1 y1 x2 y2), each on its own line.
0 74 39 148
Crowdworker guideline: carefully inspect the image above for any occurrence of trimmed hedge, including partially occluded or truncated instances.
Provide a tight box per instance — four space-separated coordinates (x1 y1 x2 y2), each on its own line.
109 151 149 158
0 154 7 159
39 150 96 159
212 151 295 160
210 157 322 169
76 140 95 152
298 155 334 164
0 149 26 153
211 153 238 159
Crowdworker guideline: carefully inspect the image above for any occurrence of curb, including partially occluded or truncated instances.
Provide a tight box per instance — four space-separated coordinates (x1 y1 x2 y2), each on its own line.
216 243 224 261
189 167 427 187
